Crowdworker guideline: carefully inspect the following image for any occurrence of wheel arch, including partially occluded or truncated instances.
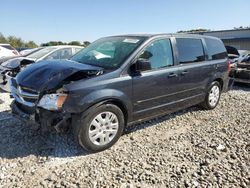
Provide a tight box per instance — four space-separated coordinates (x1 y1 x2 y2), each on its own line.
213 78 224 90
83 97 131 126
98 98 129 125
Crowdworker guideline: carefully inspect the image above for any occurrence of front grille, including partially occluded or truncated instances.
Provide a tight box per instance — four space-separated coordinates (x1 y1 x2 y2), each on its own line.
21 96 37 103
20 86 38 95
10 79 40 108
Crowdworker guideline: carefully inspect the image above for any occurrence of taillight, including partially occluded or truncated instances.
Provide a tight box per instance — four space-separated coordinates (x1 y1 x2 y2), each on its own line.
227 59 231 73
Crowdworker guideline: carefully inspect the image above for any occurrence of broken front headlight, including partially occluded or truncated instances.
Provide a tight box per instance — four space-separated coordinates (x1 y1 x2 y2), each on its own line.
37 93 67 111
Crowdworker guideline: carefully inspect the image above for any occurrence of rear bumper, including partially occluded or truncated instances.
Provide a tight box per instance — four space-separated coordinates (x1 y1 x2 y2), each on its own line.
234 78 250 84
234 68 250 84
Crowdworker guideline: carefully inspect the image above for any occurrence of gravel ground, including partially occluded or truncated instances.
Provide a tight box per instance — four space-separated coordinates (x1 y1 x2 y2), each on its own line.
0 85 249 188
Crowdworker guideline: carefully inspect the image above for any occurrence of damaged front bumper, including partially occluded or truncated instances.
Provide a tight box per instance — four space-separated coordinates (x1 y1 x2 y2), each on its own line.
11 100 72 132
10 79 72 131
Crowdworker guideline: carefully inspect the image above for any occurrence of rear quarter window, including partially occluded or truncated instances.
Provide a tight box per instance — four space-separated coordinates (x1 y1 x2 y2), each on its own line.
205 38 227 60
176 38 205 64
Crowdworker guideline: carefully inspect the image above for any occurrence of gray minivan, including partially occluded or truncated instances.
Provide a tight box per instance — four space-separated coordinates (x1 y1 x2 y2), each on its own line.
10 34 230 152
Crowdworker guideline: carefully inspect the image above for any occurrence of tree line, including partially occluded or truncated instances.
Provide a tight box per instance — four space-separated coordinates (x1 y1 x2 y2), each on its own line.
177 26 250 33
0 32 90 48
41 41 90 47
0 33 38 48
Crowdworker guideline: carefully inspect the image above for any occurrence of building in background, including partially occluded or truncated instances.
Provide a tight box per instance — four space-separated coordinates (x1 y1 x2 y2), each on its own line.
197 28 250 50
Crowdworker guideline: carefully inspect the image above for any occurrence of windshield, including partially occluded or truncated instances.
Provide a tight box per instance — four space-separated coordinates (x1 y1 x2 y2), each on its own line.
27 47 57 59
71 36 146 69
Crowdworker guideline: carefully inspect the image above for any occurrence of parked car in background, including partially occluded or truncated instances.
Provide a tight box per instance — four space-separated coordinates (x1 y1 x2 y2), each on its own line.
10 34 230 152
0 44 19 58
238 50 250 57
0 47 44 65
19 48 35 56
225 46 239 78
0 45 83 91
16 47 31 53
237 50 250 64
224 46 250 85
234 51 250 85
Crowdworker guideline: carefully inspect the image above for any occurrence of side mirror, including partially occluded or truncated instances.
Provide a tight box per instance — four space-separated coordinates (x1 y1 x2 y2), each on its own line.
133 58 151 73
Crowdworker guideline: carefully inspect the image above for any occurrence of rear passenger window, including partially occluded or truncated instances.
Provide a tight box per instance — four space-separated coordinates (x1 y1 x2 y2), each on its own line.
176 38 205 64
138 39 173 71
205 38 227 60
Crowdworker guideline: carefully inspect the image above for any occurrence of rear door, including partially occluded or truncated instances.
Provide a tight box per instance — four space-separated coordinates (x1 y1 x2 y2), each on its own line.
174 37 210 105
203 37 228 82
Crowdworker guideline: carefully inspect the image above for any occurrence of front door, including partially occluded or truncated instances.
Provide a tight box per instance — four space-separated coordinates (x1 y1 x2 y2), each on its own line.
132 38 182 120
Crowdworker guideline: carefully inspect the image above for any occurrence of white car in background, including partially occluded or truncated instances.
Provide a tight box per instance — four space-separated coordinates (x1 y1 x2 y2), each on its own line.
0 44 19 58
19 48 38 56
0 45 84 91
25 45 83 61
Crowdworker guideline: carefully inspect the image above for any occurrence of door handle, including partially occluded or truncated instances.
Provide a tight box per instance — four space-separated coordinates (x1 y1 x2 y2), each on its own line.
181 70 189 75
168 73 178 78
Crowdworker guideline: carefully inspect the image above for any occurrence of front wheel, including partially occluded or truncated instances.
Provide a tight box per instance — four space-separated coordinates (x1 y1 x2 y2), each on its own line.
201 81 221 110
73 104 125 152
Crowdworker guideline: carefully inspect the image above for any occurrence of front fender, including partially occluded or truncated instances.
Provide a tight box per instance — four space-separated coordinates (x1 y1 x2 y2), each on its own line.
63 89 133 120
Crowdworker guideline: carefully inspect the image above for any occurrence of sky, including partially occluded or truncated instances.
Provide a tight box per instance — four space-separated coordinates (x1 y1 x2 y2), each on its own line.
1 0 250 45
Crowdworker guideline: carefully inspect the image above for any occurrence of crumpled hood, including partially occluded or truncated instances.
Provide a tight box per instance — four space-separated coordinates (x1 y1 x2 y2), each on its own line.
16 60 103 92
1 57 35 69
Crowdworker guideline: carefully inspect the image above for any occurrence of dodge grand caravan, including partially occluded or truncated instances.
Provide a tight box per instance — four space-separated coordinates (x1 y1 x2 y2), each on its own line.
10 34 230 152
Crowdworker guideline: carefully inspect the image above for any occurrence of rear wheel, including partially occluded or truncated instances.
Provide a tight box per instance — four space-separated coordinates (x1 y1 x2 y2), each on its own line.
201 81 221 110
73 103 125 152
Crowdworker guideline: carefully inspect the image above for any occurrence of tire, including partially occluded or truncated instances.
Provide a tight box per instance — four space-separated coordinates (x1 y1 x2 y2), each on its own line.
73 103 125 152
201 81 221 110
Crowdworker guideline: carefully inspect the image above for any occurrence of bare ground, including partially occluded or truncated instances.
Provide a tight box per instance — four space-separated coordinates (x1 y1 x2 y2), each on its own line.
0 85 249 187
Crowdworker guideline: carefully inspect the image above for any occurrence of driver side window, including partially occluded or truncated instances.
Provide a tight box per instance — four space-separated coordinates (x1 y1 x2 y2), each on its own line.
138 39 173 71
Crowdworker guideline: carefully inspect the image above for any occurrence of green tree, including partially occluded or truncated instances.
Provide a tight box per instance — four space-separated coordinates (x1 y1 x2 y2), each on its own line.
25 41 38 48
41 41 67 46
83 41 91 47
68 41 81 46
0 33 7 43
0 32 38 48
7 36 25 48
177 28 210 33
